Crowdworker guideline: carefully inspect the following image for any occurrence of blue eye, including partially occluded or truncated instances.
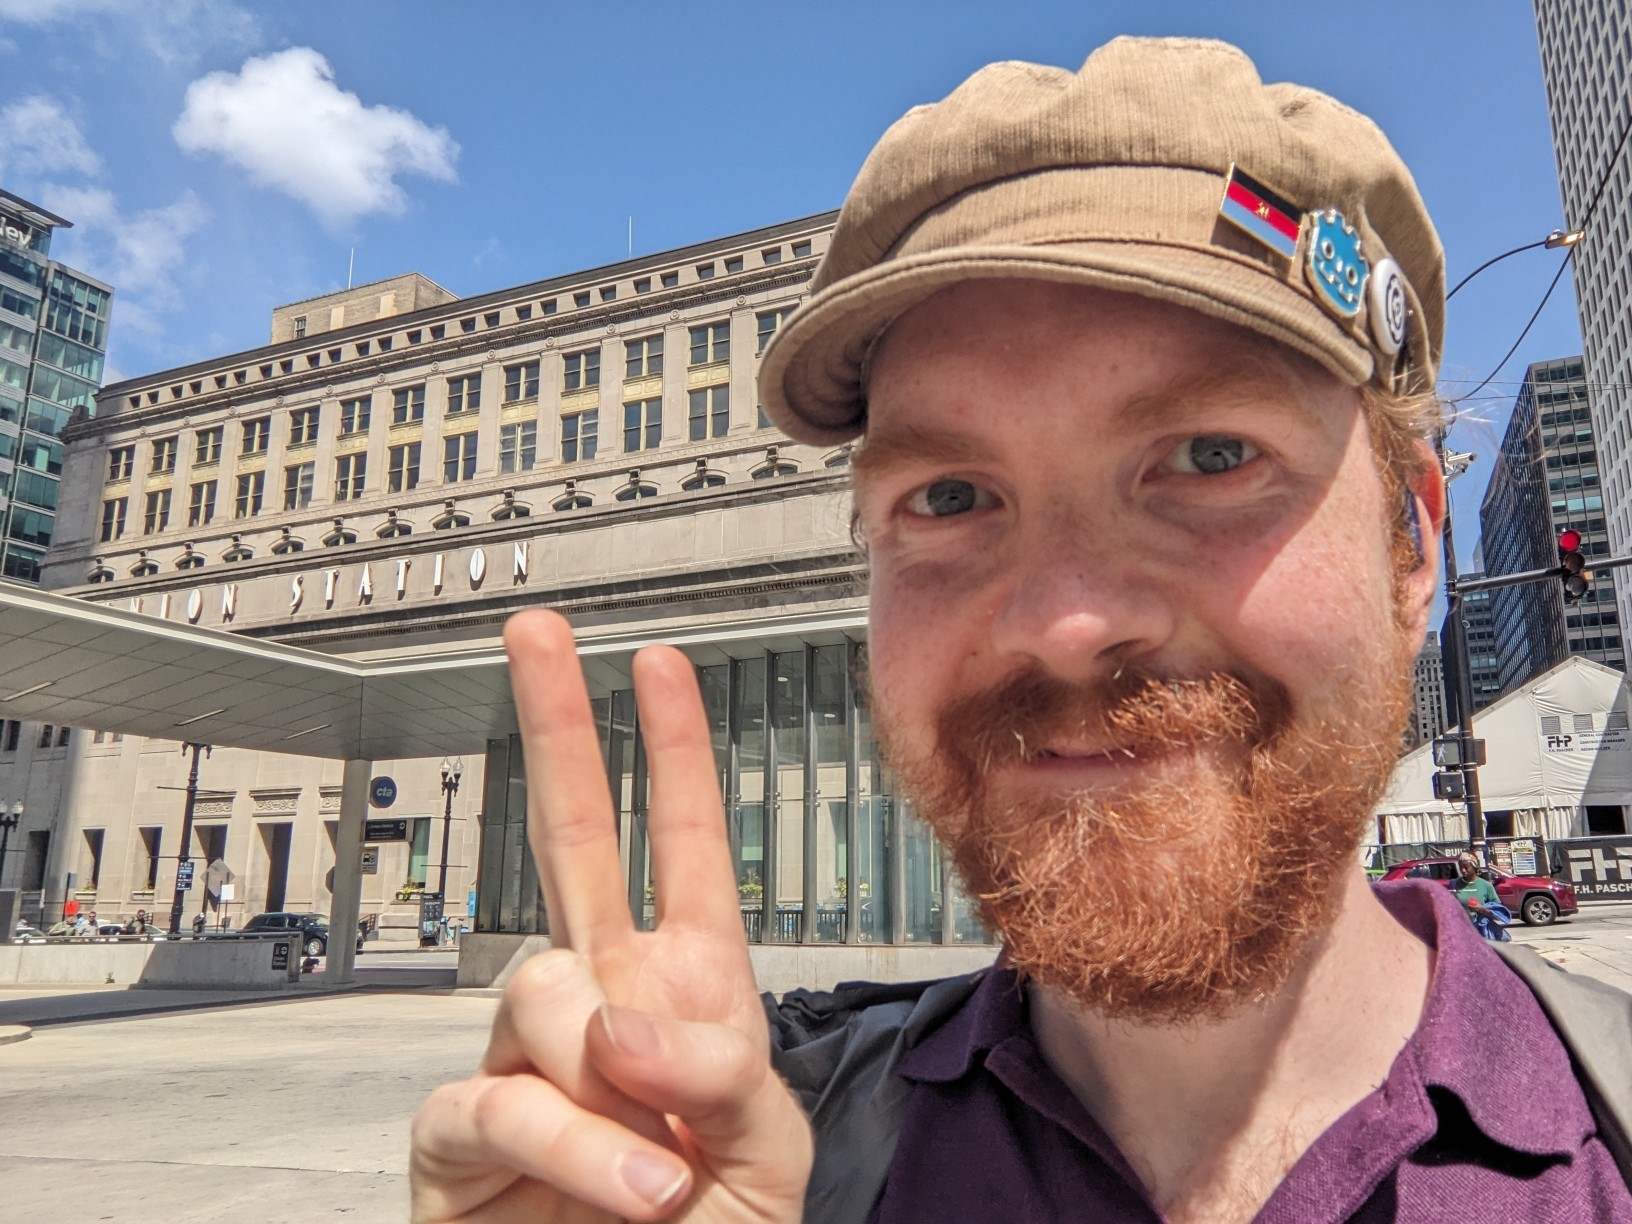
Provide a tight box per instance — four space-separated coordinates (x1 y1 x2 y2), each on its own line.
906 478 989 517
1168 436 1258 475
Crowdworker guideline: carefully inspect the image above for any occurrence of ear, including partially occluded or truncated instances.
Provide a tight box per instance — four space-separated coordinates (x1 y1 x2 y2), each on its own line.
1398 439 1445 642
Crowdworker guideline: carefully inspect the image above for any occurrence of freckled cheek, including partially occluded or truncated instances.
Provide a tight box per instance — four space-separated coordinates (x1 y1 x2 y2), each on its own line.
1225 515 1396 679
867 566 987 747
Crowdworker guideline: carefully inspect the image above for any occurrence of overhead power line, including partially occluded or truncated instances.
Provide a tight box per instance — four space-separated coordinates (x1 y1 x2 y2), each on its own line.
1447 105 1632 408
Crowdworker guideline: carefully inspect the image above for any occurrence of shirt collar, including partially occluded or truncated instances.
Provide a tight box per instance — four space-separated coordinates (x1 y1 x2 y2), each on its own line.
1376 879 1595 1160
897 880 1596 1162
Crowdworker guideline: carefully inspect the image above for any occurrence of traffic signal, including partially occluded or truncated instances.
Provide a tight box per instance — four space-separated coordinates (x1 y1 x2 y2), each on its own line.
1559 528 1590 603
1432 770 1467 801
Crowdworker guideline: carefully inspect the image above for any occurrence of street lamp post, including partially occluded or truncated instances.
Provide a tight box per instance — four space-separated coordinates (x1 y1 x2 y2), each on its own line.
166 742 212 936
435 757 463 899
1438 446 1488 858
0 801 20 888
1436 226 1584 862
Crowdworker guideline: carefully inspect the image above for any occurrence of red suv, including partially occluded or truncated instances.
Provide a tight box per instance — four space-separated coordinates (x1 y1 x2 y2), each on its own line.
1379 857 1579 926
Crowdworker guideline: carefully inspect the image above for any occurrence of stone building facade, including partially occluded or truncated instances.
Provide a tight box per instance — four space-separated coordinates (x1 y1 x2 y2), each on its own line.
13 211 995 973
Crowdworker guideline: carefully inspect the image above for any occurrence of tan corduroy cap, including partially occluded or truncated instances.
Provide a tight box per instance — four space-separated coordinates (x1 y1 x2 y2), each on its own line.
761 36 1444 446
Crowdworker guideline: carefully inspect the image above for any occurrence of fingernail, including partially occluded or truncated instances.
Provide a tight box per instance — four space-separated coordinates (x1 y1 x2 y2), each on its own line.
621 1150 689 1209
600 1002 663 1057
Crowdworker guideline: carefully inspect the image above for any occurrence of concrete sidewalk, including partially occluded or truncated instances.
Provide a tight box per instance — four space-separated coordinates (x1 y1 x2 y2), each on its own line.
0 953 458 1029
1509 900 1632 993
0 987 496 1224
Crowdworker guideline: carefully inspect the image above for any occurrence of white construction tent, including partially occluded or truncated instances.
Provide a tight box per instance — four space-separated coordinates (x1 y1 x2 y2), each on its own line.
1378 655 1632 845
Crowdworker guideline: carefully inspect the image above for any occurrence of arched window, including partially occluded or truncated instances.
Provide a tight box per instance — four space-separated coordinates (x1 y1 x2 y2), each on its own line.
175 546 206 570
824 445 854 469
752 445 799 480
222 535 254 563
130 552 160 578
681 459 727 491
87 558 116 584
553 493 593 512
269 528 305 555
376 511 413 539
431 500 472 531
322 518 358 547
491 491 531 520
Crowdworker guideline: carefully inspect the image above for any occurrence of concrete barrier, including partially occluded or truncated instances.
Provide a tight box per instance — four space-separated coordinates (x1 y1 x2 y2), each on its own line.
0 937 303 990
457 932 999 996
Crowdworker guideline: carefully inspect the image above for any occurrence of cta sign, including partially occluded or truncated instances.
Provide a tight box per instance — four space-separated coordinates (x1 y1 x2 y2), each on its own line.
1557 836 1632 900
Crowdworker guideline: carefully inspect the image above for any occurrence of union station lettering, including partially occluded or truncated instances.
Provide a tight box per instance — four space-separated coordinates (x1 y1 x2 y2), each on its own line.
122 540 531 626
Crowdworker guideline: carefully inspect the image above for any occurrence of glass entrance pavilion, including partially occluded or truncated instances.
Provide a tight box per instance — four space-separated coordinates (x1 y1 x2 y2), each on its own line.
476 634 990 947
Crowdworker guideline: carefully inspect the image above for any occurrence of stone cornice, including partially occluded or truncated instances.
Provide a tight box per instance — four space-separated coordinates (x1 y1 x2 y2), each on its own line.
52 465 851 585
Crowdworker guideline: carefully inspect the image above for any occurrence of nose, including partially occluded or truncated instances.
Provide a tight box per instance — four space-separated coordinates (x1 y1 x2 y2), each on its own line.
987 513 1178 682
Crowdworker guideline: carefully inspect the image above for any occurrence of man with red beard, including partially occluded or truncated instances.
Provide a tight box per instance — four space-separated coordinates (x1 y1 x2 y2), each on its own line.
410 38 1632 1224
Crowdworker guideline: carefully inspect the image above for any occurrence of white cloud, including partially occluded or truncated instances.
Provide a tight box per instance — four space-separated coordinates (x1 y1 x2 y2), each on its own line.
41 185 208 333
0 96 100 180
0 0 258 66
173 47 458 229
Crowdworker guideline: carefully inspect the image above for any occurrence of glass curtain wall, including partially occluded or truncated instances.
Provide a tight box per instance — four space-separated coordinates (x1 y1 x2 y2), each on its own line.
475 636 988 946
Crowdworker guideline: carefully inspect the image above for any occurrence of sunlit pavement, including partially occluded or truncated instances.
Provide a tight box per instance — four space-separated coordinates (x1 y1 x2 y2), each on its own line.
3 916 1630 1223
1507 899 1632 992
0 952 495 1224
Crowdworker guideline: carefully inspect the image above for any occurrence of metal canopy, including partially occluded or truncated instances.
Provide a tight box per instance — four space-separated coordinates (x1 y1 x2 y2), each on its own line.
0 583 865 760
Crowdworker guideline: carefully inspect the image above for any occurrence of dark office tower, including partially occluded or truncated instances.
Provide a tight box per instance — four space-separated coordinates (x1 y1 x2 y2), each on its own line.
0 189 112 584
1441 574 1505 718
1480 357 1623 696
1406 630 1449 751
1534 3 1632 645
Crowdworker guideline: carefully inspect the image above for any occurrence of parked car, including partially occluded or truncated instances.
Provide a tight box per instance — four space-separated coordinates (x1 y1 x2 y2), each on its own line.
1379 857 1579 926
240 911 364 957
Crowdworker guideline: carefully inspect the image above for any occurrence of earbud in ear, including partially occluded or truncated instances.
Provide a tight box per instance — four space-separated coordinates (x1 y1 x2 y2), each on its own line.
1404 491 1424 563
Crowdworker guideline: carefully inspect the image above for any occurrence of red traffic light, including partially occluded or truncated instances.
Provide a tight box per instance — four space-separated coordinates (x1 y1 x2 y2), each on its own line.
1559 529 1583 553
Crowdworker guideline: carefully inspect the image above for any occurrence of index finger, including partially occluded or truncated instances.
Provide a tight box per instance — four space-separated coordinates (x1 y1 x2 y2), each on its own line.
505 609 631 956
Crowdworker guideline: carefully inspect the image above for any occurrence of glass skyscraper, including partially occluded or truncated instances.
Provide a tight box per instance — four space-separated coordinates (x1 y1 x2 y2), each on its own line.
1534 2 1632 650
1479 356 1622 696
0 189 112 584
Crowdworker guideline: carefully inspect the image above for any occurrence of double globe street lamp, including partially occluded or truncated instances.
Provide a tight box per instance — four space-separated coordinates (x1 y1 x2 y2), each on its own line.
435 756 463 902
0 800 21 889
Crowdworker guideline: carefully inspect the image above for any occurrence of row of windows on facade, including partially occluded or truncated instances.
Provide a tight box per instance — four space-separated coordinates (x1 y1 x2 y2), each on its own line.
139 279 803 407
279 244 809 342
90 447 816 576
98 392 805 544
105 312 795 489
0 719 72 751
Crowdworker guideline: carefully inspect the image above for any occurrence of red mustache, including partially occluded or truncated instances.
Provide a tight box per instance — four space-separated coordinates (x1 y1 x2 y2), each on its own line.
939 665 1293 776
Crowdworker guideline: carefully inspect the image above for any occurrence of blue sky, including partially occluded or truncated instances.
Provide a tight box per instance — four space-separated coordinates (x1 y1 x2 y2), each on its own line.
0 0 1589 576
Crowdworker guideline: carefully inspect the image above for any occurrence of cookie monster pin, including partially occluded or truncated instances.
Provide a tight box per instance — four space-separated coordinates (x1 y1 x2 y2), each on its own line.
1304 209 1369 319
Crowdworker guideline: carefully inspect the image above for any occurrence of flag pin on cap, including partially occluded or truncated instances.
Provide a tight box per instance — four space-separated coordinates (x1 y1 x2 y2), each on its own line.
1218 165 1302 261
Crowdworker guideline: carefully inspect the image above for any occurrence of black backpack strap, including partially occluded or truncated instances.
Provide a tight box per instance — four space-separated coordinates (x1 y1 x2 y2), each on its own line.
767 971 989 1224
1493 941 1632 1180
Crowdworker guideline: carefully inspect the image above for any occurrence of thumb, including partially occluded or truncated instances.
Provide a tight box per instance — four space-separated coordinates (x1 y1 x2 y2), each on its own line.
586 1004 812 1207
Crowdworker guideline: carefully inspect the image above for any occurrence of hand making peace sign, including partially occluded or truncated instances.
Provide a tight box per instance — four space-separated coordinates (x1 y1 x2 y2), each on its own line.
409 609 813 1222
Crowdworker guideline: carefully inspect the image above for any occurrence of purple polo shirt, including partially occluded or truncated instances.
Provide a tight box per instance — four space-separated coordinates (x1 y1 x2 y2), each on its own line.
870 880 1632 1223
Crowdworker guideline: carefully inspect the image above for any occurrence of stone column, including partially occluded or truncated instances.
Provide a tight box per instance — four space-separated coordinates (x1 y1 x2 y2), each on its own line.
324 757 370 984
